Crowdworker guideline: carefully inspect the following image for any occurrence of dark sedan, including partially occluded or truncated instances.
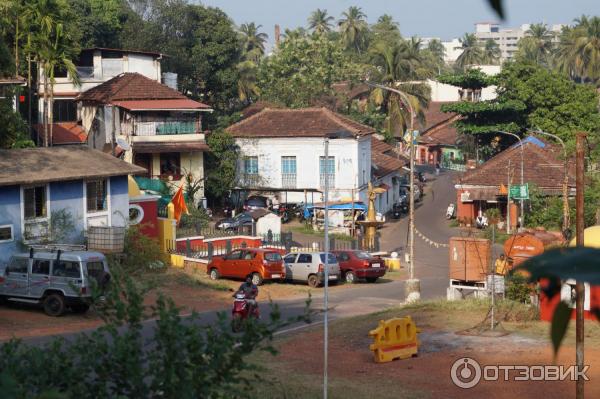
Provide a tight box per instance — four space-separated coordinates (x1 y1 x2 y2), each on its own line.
215 212 254 231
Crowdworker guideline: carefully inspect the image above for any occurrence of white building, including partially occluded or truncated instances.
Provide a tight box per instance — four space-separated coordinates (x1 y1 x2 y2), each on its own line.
37 48 167 126
226 107 406 214
428 65 501 102
474 22 563 62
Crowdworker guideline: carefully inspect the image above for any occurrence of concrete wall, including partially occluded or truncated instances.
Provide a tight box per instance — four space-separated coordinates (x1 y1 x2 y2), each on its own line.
428 79 498 102
49 180 85 243
180 152 205 201
110 176 130 227
0 186 22 265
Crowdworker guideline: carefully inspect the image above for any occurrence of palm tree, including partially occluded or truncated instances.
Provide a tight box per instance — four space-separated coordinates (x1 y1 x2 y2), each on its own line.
482 39 501 64
240 22 268 62
427 39 446 62
557 16 600 84
236 60 260 103
25 0 79 147
455 33 484 70
338 6 368 53
308 9 333 35
282 28 307 41
516 23 554 65
368 40 430 137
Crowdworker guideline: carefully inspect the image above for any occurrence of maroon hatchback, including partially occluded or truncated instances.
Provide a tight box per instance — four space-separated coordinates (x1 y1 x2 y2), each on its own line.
333 250 387 284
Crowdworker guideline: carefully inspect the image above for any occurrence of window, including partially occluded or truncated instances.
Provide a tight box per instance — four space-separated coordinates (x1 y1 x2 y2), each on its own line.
319 253 337 264
283 254 297 263
52 261 81 278
242 251 255 260
319 156 335 188
244 156 258 174
86 261 105 279
0 225 13 242
7 258 28 274
281 156 297 188
128 205 144 225
32 260 50 275
227 250 243 260
160 153 181 177
52 99 77 122
24 185 47 219
297 254 312 263
337 252 350 261
265 252 283 262
87 180 107 212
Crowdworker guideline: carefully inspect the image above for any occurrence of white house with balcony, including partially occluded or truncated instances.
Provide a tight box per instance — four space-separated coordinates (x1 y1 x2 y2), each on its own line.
226 107 398 209
76 72 213 201
37 48 166 126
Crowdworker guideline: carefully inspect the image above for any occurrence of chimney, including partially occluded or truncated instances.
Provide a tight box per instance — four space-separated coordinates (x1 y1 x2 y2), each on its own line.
161 72 178 90
274 24 281 47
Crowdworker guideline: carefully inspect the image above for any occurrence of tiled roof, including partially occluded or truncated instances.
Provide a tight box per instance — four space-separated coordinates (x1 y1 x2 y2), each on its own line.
422 102 457 131
226 107 376 138
33 123 88 145
240 101 284 119
456 139 575 192
371 137 407 178
112 99 210 110
76 73 210 109
419 102 460 147
0 146 145 187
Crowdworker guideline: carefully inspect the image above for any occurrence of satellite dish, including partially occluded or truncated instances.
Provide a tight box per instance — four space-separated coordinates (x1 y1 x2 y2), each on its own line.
116 137 131 151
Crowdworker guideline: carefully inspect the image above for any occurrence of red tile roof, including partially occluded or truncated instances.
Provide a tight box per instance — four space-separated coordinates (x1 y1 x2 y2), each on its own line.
33 123 87 145
76 73 211 109
371 137 407 178
456 139 575 194
422 102 457 131
226 107 376 138
240 101 284 119
112 99 210 110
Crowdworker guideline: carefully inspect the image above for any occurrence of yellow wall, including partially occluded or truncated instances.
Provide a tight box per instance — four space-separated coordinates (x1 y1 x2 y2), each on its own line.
180 151 205 201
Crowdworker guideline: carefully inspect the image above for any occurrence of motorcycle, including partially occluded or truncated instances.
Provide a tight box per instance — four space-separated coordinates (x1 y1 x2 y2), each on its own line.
273 203 290 223
392 202 408 219
446 203 455 219
231 291 259 332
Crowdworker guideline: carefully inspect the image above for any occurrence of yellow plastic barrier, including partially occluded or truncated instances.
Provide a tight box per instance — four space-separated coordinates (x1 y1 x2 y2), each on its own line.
384 257 401 271
170 254 185 268
369 316 420 363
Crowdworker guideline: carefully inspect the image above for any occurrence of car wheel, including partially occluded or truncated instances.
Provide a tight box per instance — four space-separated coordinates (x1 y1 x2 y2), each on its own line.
43 293 66 317
251 272 263 286
307 274 320 288
344 271 356 284
209 268 220 280
71 303 90 313
366 277 379 283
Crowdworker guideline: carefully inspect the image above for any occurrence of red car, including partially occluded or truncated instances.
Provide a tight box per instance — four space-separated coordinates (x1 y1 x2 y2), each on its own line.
207 248 286 285
332 250 387 283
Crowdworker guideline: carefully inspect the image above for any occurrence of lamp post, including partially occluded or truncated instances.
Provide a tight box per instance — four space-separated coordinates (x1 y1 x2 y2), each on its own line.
528 128 569 233
323 137 330 399
497 131 524 230
364 81 419 302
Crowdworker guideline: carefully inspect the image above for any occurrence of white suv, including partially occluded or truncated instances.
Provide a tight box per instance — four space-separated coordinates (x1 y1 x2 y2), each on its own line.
283 252 341 288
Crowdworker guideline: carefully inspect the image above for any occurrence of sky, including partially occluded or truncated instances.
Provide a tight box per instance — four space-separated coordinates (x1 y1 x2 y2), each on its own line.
197 0 598 43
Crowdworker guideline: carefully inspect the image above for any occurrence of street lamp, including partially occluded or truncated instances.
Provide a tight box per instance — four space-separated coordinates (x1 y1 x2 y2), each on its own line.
497 131 524 231
364 81 420 302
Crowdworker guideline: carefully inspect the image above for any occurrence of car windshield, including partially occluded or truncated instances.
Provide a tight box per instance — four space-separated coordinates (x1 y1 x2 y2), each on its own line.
234 213 248 221
264 252 282 262
354 251 372 259
86 261 105 279
319 253 337 264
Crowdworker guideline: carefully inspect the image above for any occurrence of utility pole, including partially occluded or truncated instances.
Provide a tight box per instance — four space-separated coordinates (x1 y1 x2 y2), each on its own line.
507 159 511 234
323 137 330 399
575 132 586 399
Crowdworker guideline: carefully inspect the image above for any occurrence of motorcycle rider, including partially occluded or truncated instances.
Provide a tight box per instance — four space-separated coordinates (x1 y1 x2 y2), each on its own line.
236 275 258 315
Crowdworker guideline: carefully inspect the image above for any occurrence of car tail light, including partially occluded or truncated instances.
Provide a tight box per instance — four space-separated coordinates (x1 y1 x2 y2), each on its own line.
81 287 87 295
363 261 371 267
318 264 324 273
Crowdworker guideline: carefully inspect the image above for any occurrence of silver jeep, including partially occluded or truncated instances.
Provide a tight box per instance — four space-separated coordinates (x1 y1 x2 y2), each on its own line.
0 250 110 316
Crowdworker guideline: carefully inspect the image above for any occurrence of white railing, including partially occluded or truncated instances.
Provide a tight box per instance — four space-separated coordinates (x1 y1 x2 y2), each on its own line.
281 173 297 189
320 174 335 189
122 121 198 136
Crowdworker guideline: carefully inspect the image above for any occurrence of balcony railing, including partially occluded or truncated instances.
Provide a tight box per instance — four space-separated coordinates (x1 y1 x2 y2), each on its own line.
240 174 261 187
281 173 297 189
123 121 199 136
320 174 335 189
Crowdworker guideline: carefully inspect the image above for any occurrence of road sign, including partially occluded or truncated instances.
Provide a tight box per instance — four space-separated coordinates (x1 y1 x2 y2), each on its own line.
509 184 529 200
403 130 420 145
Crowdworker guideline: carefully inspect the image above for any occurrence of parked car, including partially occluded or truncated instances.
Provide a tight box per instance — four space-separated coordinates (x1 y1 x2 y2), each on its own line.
400 184 422 202
207 248 285 285
244 195 269 211
332 250 387 283
0 250 110 316
215 212 254 231
283 252 340 288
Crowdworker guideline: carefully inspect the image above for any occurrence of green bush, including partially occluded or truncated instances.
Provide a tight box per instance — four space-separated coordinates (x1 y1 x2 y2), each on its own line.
0 268 310 398
109 227 165 274
505 273 532 303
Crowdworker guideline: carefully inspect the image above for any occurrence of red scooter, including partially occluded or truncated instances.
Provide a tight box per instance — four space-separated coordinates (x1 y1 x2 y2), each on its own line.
231 291 259 332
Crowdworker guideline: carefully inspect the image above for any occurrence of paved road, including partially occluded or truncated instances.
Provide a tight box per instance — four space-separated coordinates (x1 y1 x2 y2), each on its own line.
24 169 458 345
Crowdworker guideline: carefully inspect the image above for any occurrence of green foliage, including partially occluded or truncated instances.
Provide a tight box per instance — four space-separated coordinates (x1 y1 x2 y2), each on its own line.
0 264 310 398
205 129 239 201
0 98 33 149
455 33 484 70
178 203 210 237
111 226 165 274
67 0 123 48
505 273 532 303
258 35 362 107
48 208 76 243
437 68 497 90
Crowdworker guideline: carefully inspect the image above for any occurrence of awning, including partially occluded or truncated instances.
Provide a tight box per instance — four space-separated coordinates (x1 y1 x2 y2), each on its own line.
133 141 210 153
112 99 212 111
378 183 390 191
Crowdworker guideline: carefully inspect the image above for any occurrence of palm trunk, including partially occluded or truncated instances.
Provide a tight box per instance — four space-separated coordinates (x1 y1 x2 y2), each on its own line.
43 72 49 147
49 81 54 147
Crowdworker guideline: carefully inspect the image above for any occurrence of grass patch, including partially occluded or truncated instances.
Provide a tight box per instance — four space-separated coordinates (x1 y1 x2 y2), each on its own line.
448 219 459 228
142 268 231 292
290 224 354 241
480 225 511 244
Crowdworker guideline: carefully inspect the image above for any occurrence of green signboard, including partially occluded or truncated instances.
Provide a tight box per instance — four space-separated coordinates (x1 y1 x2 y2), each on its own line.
509 184 529 200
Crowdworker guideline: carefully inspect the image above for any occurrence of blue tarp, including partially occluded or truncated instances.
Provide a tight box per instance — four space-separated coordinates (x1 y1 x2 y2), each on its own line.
303 202 368 218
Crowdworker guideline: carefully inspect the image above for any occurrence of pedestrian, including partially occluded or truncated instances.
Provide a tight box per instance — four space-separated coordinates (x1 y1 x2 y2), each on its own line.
494 254 509 275
435 162 440 176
